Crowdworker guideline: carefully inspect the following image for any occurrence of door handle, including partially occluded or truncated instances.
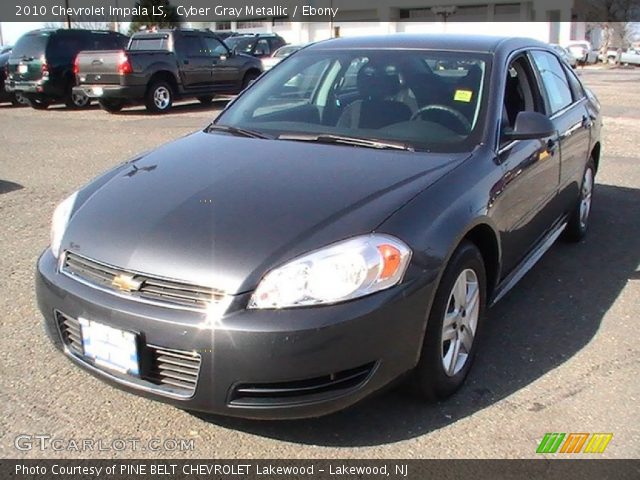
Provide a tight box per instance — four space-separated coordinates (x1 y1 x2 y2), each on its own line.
582 115 593 129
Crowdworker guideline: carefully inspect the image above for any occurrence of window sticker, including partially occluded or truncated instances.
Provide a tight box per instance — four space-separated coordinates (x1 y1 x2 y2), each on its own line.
454 89 473 102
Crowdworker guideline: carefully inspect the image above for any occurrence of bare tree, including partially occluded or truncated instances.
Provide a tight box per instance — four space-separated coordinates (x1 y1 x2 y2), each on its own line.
580 0 640 65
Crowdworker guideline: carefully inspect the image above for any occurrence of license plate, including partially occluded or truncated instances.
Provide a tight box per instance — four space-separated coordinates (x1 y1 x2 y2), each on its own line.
18 64 28 74
79 319 139 375
92 87 104 96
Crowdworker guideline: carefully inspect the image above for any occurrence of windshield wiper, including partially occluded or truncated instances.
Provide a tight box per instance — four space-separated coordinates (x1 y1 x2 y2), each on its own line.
277 133 414 151
205 124 269 139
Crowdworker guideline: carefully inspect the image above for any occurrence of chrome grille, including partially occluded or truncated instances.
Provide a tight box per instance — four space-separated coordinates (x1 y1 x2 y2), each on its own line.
146 346 201 395
62 252 224 310
56 311 83 356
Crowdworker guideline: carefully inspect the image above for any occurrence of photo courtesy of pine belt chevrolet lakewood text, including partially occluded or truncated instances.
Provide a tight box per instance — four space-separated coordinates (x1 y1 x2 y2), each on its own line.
36 34 602 419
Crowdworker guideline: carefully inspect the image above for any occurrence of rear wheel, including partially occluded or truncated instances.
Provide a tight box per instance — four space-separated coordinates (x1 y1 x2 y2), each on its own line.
413 241 486 401
564 159 595 242
98 98 125 113
65 89 91 109
242 71 260 90
13 92 29 106
197 95 214 104
145 81 173 113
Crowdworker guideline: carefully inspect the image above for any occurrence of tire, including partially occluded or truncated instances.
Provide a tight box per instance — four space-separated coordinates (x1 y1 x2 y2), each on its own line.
564 158 595 242
27 97 50 110
65 89 91 109
413 241 486 401
13 92 29 106
197 95 214 104
98 99 125 113
145 81 173 113
242 71 260 90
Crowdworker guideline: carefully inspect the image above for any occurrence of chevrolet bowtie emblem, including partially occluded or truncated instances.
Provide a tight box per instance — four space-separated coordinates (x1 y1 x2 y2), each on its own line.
112 274 143 293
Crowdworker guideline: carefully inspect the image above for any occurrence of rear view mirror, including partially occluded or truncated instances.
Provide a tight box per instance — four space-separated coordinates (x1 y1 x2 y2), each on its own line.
504 111 556 141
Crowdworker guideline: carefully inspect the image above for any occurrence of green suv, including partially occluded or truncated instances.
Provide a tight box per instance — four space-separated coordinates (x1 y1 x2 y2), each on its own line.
5 29 128 109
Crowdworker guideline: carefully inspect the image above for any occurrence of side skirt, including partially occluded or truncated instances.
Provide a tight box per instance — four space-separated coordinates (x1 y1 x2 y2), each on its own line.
490 219 568 306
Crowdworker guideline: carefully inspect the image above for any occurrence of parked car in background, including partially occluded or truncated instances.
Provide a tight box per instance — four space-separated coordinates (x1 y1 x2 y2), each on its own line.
261 44 303 71
5 29 128 110
37 35 601 419
565 41 598 65
210 31 238 40
0 49 28 105
74 29 263 113
550 44 577 68
224 33 286 59
600 47 640 66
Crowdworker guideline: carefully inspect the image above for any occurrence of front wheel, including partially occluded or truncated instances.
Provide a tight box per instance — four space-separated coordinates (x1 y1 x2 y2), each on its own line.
65 90 91 109
27 97 50 110
413 241 486 401
145 81 173 113
564 159 595 242
197 95 214 104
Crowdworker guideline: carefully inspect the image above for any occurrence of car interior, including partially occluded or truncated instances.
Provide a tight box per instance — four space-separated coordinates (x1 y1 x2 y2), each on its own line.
232 52 489 150
501 55 543 139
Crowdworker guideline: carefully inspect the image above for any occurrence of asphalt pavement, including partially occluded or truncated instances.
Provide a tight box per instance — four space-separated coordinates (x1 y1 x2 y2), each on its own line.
0 68 638 459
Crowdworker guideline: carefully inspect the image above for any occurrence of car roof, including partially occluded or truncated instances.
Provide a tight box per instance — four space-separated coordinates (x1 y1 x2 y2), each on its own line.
306 34 548 54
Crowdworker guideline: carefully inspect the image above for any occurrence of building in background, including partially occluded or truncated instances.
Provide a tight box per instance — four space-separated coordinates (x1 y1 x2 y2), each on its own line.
194 0 590 46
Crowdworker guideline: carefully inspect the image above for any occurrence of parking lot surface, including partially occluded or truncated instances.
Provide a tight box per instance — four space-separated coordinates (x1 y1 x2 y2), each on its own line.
0 68 638 459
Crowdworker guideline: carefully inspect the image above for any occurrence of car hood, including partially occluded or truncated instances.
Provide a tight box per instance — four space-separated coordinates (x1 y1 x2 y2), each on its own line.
63 132 468 294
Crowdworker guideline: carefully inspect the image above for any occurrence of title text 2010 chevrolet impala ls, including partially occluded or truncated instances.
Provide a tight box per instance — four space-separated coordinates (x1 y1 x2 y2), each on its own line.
36 35 602 419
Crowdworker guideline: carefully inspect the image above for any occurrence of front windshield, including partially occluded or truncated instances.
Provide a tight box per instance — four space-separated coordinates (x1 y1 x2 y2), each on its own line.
275 46 299 58
216 49 490 152
225 37 255 53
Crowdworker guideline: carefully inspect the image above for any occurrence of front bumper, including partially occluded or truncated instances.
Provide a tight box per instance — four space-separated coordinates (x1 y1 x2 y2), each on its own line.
73 84 145 100
36 249 432 419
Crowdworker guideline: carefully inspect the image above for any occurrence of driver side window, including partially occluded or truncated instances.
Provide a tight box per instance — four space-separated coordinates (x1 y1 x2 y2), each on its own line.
501 55 543 139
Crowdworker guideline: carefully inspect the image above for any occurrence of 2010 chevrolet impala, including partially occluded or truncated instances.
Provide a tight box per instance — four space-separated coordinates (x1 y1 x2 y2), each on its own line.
36 35 602 419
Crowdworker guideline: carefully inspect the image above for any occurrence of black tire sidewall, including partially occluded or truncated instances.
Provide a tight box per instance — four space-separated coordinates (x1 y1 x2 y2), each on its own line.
242 72 259 90
414 241 487 400
28 97 49 110
145 81 173 113
98 99 124 113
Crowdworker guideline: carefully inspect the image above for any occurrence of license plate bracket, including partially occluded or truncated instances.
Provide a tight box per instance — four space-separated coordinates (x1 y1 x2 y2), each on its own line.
79 318 139 375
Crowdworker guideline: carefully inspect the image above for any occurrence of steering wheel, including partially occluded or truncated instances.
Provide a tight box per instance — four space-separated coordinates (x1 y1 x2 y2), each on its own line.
411 104 472 134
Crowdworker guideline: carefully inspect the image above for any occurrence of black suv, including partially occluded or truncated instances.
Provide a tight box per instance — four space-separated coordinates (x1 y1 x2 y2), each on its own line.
224 33 286 58
5 29 128 109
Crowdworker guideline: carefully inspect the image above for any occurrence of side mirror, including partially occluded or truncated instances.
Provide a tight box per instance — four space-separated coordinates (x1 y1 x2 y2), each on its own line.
503 111 556 141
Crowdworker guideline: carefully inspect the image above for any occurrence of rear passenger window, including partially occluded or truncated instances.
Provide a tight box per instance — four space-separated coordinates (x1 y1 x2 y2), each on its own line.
530 51 573 115
176 36 205 56
563 64 585 101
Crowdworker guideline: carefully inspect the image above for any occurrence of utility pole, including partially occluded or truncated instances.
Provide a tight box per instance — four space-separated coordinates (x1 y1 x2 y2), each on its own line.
65 0 72 28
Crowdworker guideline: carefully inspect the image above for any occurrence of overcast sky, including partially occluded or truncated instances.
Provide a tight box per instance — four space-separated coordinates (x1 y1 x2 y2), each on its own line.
1 22 46 45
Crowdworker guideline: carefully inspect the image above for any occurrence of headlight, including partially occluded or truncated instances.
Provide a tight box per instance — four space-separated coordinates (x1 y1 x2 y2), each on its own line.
249 234 412 309
50 191 78 259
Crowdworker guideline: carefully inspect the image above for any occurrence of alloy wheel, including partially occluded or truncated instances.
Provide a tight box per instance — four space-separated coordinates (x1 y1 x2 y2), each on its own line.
441 268 480 377
71 91 90 107
153 86 171 110
579 168 594 229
